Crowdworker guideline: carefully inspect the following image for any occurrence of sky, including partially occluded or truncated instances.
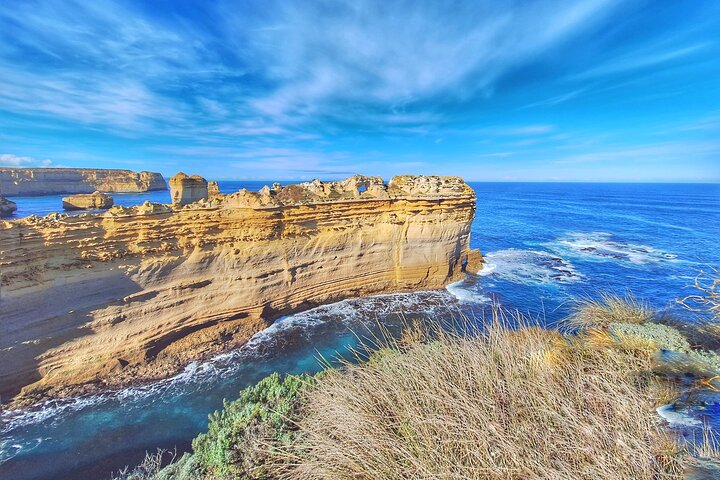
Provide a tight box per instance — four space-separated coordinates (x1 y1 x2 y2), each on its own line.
0 0 718 182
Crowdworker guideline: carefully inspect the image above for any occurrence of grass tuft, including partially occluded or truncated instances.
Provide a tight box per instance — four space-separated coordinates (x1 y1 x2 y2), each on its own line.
566 293 654 330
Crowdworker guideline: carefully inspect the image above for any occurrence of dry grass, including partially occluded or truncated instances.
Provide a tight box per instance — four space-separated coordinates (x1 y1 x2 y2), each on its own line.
274 316 683 480
566 293 653 330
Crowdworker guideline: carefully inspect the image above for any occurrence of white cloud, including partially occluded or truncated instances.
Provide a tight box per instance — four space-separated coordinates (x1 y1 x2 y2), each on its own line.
0 154 53 167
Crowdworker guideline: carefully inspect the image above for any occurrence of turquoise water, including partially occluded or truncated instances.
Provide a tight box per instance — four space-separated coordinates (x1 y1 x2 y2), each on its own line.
1 182 719 479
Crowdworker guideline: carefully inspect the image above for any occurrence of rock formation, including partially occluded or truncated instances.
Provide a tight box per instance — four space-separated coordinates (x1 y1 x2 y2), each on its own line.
62 191 114 211
207 180 221 200
0 168 166 195
0 195 17 217
0 175 481 405
169 172 208 206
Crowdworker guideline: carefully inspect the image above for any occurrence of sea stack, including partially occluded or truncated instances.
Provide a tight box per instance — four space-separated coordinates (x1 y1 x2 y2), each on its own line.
0 174 481 404
0 195 17 217
169 172 209 206
208 180 221 200
62 191 114 211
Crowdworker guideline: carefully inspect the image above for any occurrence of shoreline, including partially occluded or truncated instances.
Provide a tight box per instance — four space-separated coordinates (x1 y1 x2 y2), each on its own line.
1 285 465 413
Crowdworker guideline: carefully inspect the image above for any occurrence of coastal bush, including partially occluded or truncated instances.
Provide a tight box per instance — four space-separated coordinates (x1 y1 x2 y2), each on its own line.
275 319 683 479
192 372 315 479
111 449 188 480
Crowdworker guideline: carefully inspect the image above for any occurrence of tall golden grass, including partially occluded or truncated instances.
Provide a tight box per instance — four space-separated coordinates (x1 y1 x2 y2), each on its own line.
275 314 683 479
565 293 653 330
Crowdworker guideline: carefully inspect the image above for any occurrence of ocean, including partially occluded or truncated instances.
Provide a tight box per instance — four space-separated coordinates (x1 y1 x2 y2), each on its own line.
1 182 719 480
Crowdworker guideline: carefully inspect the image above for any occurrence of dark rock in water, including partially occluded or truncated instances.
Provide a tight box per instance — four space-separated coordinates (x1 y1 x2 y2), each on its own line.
0 194 17 217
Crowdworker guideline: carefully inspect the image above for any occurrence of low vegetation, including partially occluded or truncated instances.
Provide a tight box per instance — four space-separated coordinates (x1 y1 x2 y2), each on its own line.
192 372 315 479
114 274 720 480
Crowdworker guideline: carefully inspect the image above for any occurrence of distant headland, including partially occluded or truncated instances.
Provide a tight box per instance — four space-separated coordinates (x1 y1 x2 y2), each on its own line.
0 167 167 196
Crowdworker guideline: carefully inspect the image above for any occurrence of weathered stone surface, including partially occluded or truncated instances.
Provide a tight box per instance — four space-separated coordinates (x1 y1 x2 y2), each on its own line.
0 174 481 405
62 191 114 211
222 175 468 209
0 195 17 217
0 168 166 195
169 172 209 206
207 181 221 200
106 201 172 217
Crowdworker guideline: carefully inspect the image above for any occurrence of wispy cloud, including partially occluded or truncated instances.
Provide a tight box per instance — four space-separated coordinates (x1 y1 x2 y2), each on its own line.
571 43 711 80
553 141 720 165
0 0 623 136
522 89 586 108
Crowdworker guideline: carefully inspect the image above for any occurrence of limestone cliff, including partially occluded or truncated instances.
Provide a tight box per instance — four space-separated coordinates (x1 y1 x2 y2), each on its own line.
0 168 166 195
0 175 481 404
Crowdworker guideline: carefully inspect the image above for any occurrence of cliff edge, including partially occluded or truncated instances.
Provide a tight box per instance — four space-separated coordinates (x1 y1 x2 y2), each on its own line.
0 174 481 405
0 167 166 196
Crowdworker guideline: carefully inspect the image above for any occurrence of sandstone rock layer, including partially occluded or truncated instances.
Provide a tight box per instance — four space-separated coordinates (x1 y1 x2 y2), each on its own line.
0 175 481 404
62 191 114 211
169 172 208 206
0 168 166 195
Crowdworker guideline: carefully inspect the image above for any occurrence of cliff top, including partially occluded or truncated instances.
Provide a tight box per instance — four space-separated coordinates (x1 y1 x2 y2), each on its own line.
3 175 475 223
0 167 159 174
220 174 475 209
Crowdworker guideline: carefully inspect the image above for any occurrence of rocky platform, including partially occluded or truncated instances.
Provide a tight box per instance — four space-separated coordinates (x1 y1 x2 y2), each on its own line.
0 174 481 405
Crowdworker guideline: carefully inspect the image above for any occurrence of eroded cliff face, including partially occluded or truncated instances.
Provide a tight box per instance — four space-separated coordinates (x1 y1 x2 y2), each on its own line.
0 175 481 405
0 168 166 195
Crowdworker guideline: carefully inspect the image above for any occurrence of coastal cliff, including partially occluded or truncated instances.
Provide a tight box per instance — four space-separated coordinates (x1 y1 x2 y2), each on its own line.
0 167 166 196
0 175 481 404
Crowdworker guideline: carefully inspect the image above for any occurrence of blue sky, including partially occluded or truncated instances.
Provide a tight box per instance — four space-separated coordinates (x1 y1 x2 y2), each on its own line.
0 0 718 182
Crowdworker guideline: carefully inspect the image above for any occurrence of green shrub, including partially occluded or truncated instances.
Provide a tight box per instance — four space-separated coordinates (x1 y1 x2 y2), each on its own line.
192 372 315 479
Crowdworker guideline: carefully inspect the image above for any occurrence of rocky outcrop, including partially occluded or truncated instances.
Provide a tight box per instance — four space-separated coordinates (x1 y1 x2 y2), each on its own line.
207 181 221 200
62 191 114 211
0 175 481 405
0 168 166 195
169 173 208 206
0 195 17 217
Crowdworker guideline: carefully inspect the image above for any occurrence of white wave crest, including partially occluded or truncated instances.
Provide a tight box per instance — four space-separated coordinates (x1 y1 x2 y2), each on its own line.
478 249 583 285
550 232 678 264
446 279 491 304
0 291 459 445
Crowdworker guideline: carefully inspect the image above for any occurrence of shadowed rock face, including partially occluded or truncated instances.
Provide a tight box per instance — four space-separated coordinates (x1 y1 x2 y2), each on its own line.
0 195 17 217
62 191 114 211
0 174 481 406
0 168 166 195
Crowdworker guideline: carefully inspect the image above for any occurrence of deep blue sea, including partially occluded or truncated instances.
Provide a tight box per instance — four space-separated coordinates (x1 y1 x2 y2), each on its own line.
1 182 719 480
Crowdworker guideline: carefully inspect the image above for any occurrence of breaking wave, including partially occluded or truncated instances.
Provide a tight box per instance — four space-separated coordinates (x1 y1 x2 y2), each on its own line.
548 232 678 264
477 249 583 285
1 291 459 464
